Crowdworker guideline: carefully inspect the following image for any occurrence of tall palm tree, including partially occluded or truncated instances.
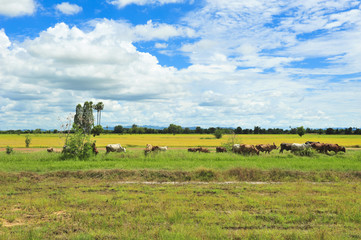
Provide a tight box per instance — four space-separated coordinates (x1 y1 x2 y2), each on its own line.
93 102 104 126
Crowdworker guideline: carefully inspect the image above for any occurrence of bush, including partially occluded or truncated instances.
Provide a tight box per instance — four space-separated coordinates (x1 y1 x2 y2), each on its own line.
6 146 13 154
62 127 94 160
25 135 32 147
214 129 223 139
221 133 242 152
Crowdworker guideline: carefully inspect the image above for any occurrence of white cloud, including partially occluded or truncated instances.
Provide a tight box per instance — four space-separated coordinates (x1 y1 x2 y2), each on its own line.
0 0 36 17
1 1 361 129
155 43 168 49
55 2 82 15
107 0 185 8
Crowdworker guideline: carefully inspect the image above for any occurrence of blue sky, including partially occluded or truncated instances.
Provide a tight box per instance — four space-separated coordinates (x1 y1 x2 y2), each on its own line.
0 0 361 130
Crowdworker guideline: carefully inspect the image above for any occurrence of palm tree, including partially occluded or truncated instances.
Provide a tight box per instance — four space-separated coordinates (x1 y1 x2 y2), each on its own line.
93 102 104 126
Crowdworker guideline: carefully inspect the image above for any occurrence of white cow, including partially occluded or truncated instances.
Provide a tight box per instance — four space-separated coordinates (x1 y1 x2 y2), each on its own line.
291 143 311 153
158 146 168 151
106 144 126 153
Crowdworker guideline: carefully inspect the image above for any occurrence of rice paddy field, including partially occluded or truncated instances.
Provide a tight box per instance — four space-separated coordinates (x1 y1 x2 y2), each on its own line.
1 133 361 239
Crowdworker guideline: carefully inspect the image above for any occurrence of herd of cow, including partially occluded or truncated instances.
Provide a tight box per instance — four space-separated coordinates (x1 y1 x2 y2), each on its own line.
47 141 346 156
187 141 346 155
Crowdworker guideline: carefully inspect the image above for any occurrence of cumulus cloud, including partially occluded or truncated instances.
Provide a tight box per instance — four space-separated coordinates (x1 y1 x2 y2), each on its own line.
107 0 185 8
1 0 361 129
0 0 36 17
55 2 82 15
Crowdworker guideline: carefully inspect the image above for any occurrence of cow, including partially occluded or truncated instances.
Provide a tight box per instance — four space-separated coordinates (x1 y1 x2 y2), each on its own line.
158 146 168 151
216 147 227 153
144 144 153 155
325 144 346 154
291 143 311 153
106 144 126 154
311 142 326 153
92 142 99 155
188 148 197 152
232 144 242 154
47 147 54 153
150 146 167 152
233 144 259 155
197 147 210 153
255 143 277 154
279 143 292 153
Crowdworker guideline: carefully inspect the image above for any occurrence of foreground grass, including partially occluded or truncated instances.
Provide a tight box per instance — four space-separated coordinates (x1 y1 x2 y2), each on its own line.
0 150 360 175
1 133 361 148
0 175 360 239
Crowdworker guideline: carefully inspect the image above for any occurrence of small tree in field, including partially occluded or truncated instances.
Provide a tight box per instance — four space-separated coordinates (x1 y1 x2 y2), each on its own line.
25 135 32 147
214 129 223 139
297 126 305 137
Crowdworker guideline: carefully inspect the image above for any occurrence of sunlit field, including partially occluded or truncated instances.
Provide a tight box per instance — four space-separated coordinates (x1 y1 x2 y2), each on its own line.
1 134 361 239
0 133 360 148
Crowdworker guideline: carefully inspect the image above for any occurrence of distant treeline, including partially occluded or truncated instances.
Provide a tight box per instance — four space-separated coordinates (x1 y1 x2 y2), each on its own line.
1 124 360 135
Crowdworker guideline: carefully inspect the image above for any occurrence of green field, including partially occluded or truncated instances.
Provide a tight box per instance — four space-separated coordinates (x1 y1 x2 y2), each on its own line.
1 134 361 239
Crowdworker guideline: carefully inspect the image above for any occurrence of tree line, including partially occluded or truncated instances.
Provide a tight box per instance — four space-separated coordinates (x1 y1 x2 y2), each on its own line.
2 125 360 135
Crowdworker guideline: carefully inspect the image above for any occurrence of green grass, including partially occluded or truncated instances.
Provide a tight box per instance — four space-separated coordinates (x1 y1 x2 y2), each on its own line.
0 177 360 239
0 149 360 173
1 149 361 239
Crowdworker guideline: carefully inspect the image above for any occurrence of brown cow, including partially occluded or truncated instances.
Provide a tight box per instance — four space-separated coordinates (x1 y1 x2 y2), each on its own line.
197 147 210 153
311 142 326 153
279 143 292 153
235 144 259 155
216 147 227 153
325 144 346 154
47 147 54 152
188 148 197 152
256 143 277 154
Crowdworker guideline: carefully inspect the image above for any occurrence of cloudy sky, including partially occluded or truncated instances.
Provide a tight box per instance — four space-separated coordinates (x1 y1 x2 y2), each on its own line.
1 0 361 130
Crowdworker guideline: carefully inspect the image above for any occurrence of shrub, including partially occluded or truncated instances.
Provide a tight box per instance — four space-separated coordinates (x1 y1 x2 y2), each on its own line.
221 133 242 152
214 129 223 139
62 127 93 160
25 135 32 148
6 146 13 154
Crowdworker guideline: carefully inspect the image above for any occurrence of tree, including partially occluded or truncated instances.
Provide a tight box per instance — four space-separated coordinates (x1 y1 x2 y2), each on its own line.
214 129 223 139
167 124 183 135
91 125 103 137
297 126 305 137
73 101 94 135
114 125 124 134
93 102 104 126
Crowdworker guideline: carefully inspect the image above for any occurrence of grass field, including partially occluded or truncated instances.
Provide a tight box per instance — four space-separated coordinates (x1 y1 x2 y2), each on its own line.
1 134 361 239
1 176 360 239
0 133 360 148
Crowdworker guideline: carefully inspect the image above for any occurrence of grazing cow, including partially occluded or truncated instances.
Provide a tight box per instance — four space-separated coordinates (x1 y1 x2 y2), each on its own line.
279 143 293 153
92 142 98 155
240 144 259 155
47 147 54 153
216 147 227 153
291 143 311 153
325 144 346 154
158 146 168 151
106 144 126 154
150 146 167 152
198 147 210 153
188 148 197 152
232 144 242 154
311 142 326 153
256 143 277 154
233 144 259 155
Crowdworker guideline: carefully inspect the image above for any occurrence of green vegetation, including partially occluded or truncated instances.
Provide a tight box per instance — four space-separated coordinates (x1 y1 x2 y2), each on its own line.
0 149 360 174
0 175 360 239
24 135 31 148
